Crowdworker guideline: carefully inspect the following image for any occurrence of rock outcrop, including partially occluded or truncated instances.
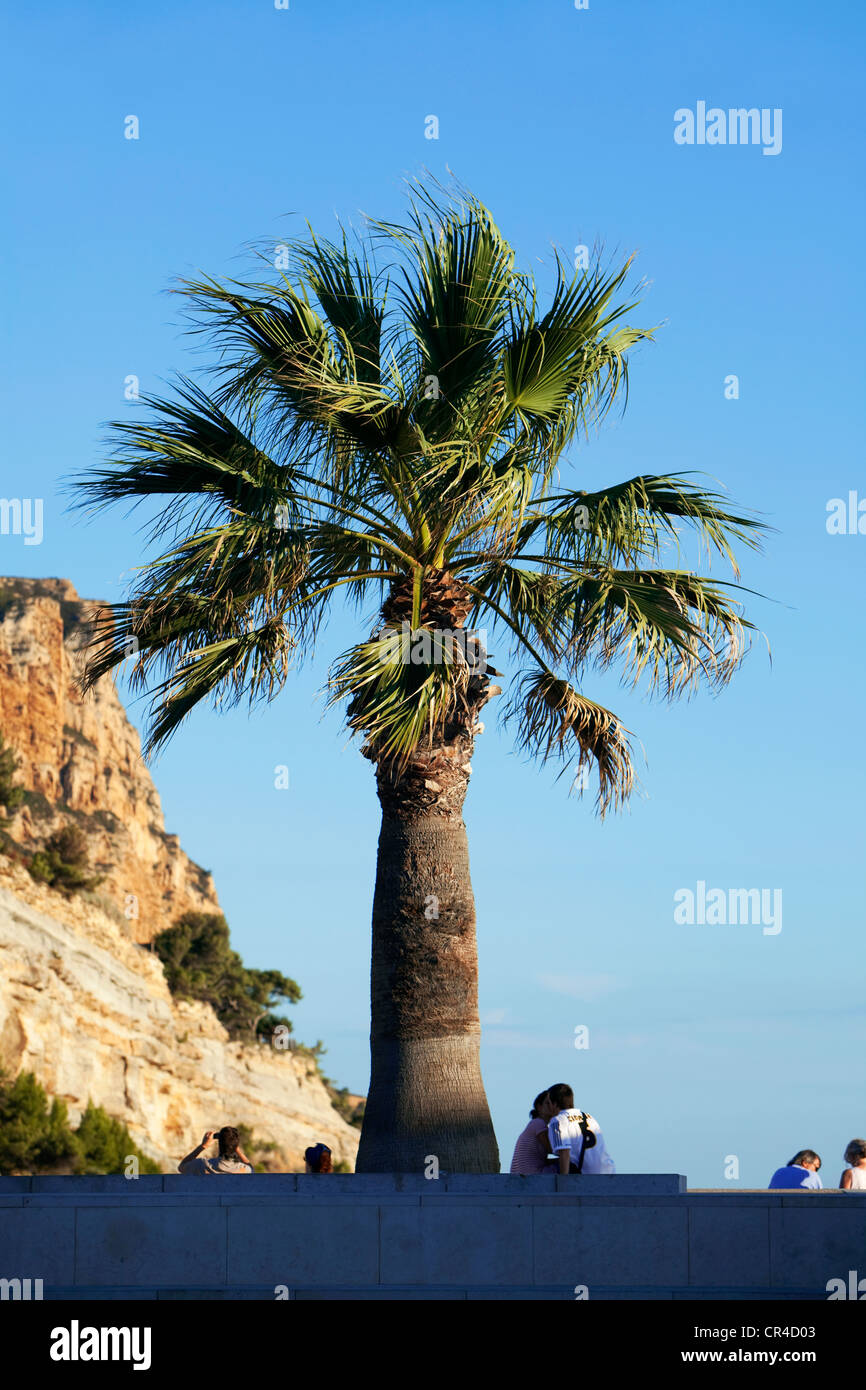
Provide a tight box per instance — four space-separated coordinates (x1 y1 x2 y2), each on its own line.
0 577 219 944
0 577 360 1171
0 860 360 1170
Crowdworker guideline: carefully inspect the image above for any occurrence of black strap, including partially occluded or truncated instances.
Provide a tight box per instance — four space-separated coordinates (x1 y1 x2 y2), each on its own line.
575 1112 593 1173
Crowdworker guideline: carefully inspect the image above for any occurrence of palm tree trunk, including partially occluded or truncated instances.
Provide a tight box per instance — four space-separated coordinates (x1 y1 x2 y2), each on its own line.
355 721 500 1173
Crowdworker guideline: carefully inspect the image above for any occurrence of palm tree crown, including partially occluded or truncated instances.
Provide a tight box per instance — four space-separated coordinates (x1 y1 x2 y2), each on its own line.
75 179 762 814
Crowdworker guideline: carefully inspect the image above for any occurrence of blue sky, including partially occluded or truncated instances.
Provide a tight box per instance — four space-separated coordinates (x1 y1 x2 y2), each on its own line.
3 0 864 1186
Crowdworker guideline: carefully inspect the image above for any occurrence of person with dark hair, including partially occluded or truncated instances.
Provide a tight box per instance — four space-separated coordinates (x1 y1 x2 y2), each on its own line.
509 1091 557 1174
767 1149 822 1189
178 1127 253 1175
304 1143 333 1173
546 1082 615 1175
840 1139 866 1190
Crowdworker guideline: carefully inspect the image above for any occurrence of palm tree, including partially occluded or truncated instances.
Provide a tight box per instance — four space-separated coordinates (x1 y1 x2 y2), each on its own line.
74 180 763 1173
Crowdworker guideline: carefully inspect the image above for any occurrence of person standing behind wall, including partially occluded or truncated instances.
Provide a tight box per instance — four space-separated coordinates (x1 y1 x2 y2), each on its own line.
546 1083 616 1175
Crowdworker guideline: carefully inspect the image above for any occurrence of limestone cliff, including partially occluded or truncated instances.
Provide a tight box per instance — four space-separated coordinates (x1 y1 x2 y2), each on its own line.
0 577 360 1172
0 860 360 1170
0 576 219 944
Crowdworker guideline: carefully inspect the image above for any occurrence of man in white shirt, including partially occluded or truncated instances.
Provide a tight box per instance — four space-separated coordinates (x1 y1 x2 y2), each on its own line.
546 1082 616 1175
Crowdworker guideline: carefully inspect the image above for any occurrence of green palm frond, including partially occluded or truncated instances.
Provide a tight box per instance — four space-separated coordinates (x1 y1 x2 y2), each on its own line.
328 628 474 772
384 192 515 434
76 378 300 538
144 619 294 750
292 228 386 386
501 254 651 450
178 275 407 452
548 568 754 696
80 590 295 752
539 473 765 575
463 561 566 659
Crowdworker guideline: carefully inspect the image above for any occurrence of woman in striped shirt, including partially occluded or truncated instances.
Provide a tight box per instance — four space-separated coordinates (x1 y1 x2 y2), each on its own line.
509 1091 557 1174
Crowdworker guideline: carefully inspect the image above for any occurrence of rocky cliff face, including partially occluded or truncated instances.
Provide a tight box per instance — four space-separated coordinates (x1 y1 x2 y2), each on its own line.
0 577 360 1172
0 577 220 944
0 860 360 1170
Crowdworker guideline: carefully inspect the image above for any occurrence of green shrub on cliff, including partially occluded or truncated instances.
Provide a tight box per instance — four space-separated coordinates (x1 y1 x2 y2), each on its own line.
28 823 103 895
234 1122 280 1173
321 1080 365 1130
73 1100 160 1175
153 911 301 1042
0 1070 160 1175
0 731 25 811
0 1071 77 1170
